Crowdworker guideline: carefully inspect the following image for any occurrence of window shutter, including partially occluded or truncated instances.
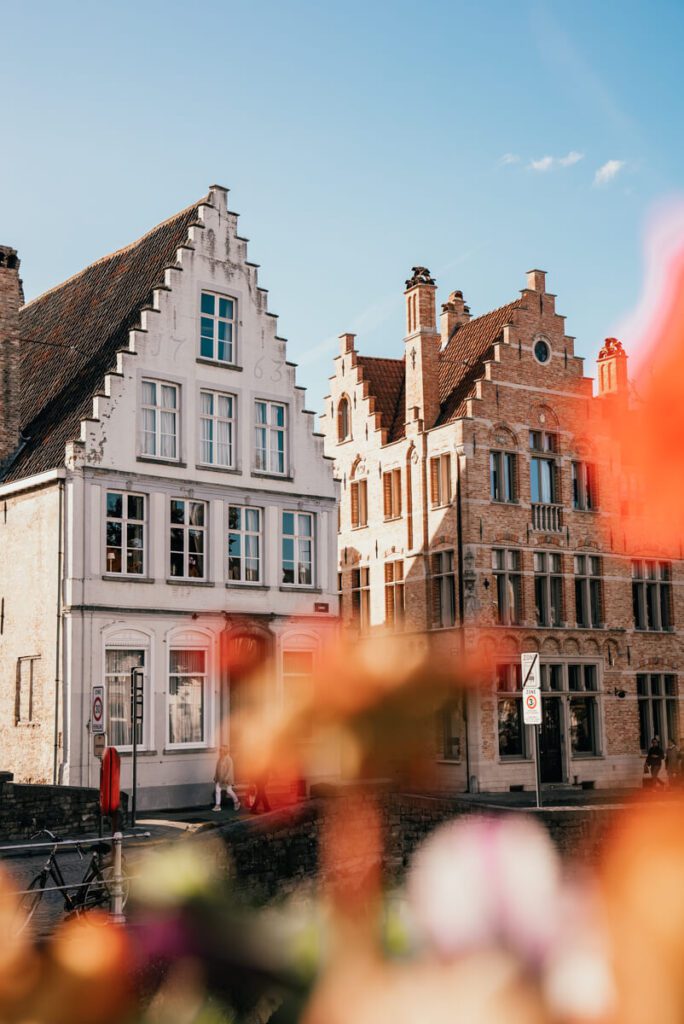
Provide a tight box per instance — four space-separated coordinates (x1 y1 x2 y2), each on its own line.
351 482 359 528
393 468 402 516
360 479 367 526
384 568 394 625
430 458 439 505
383 473 392 518
443 455 452 503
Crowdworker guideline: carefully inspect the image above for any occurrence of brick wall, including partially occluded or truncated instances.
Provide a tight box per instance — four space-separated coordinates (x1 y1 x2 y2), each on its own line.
0 246 23 464
0 777 105 841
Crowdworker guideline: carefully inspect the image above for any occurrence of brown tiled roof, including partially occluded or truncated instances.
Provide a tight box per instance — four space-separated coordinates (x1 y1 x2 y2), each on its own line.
356 355 406 442
437 300 521 423
2 198 207 482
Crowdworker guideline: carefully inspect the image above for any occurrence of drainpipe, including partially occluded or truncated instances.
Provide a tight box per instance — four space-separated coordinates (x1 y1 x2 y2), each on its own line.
53 479 64 784
455 451 471 793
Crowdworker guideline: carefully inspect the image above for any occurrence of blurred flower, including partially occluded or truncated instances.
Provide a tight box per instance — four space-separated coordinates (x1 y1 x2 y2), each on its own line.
407 816 562 965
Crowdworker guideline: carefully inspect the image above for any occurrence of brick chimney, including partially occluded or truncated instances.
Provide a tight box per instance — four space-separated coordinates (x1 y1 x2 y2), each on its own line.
0 246 24 467
597 337 628 398
404 267 440 430
440 290 471 345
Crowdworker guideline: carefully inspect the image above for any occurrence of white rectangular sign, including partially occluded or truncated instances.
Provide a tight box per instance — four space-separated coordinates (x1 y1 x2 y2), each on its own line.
523 687 542 725
91 685 105 735
521 652 541 691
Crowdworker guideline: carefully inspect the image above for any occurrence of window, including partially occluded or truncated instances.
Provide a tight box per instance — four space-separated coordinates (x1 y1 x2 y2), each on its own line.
200 291 235 364
572 462 598 511
383 468 402 519
337 396 351 441
574 555 602 627
105 492 145 575
282 650 315 725
534 551 563 626
429 454 452 507
227 506 261 583
15 656 39 725
199 390 235 468
496 663 525 758
441 700 461 760
637 674 679 752
105 648 144 747
540 662 600 756
351 479 368 528
168 648 206 745
282 511 314 586
432 550 456 628
529 430 558 504
632 560 673 631
351 567 371 632
534 338 551 363
169 499 207 580
490 451 517 503
142 380 179 460
255 401 286 475
384 561 405 629
492 549 522 625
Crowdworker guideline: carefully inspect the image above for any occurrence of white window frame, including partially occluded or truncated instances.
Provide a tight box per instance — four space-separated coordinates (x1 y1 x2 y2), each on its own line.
199 389 236 469
103 645 148 752
281 510 315 587
433 550 456 628
255 400 287 475
169 498 208 581
105 490 146 577
141 379 179 461
167 644 209 749
199 290 236 364
490 450 517 503
227 505 262 585
350 566 371 633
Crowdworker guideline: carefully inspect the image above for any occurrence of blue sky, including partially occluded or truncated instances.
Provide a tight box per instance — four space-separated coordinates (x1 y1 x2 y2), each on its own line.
2 0 682 412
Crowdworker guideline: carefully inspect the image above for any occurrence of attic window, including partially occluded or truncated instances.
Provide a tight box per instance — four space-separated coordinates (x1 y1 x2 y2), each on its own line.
533 338 551 364
200 291 235 364
337 396 351 442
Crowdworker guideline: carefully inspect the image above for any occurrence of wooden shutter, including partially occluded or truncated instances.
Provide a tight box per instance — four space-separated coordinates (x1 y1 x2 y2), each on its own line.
430 458 439 506
384 562 394 626
442 455 452 503
383 472 392 518
359 480 367 526
393 468 402 516
351 482 359 528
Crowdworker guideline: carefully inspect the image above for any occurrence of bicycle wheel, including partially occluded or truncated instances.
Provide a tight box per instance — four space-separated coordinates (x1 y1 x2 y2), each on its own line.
16 874 45 934
72 858 130 919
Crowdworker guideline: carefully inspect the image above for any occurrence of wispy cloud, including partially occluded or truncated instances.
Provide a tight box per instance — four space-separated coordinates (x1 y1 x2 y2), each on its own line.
528 151 584 172
594 159 625 186
499 153 520 166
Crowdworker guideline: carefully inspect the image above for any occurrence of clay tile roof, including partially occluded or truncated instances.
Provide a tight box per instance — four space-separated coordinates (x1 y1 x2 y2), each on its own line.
356 355 406 442
3 198 207 482
437 299 521 424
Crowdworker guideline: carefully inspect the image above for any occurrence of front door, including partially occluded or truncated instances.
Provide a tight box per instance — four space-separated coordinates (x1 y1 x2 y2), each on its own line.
539 697 563 783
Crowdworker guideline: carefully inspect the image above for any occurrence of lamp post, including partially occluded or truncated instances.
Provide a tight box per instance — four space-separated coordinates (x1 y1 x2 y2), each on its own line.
130 667 144 826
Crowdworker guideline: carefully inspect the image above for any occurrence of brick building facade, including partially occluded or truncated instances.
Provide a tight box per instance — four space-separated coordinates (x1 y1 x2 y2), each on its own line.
322 267 683 793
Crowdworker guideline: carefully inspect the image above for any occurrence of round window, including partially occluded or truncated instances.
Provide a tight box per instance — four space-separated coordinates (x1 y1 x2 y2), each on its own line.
534 338 551 364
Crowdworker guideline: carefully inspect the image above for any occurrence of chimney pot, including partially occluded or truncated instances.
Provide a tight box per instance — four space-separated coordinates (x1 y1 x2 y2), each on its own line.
0 245 24 469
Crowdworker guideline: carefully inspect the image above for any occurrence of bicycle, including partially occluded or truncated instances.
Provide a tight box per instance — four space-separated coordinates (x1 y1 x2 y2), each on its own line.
17 830 129 933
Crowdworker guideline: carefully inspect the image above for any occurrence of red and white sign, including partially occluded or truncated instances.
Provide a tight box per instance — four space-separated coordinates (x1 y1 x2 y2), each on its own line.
92 685 105 735
523 685 542 726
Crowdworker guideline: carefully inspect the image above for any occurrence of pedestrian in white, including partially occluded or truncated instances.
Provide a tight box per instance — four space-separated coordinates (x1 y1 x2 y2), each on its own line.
213 747 240 812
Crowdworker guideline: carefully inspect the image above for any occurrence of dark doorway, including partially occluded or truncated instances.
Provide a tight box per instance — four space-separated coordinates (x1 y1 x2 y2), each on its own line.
539 697 563 783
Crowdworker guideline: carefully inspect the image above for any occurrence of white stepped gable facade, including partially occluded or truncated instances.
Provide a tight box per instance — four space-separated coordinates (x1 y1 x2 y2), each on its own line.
0 185 339 809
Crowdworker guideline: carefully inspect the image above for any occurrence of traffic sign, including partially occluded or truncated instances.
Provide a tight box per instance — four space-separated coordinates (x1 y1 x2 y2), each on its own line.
92 686 105 735
523 687 542 725
521 652 540 691
93 733 106 759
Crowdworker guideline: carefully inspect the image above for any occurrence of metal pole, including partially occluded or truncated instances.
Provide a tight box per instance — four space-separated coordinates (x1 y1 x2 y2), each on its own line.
534 723 542 809
110 831 125 924
130 668 138 828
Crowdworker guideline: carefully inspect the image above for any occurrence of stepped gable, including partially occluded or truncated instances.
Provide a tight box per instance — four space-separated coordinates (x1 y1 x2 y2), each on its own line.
436 299 521 424
356 355 406 442
3 197 207 482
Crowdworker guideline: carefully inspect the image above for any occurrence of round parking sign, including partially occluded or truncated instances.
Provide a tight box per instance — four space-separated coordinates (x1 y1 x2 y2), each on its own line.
525 692 538 710
92 686 105 734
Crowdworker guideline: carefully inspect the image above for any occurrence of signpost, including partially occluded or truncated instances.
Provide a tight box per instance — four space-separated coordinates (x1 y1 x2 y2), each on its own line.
93 733 106 759
92 686 105 735
130 667 144 827
521 653 542 809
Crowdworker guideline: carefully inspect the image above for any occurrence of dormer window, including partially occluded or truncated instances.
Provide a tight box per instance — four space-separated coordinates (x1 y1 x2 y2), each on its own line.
200 292 235 364
337 395 351 442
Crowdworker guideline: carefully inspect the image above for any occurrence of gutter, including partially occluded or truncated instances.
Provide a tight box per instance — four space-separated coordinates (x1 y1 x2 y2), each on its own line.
53 479 65 784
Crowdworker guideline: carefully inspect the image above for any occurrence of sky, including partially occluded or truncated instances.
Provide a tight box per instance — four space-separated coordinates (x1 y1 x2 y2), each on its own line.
2 0 683 413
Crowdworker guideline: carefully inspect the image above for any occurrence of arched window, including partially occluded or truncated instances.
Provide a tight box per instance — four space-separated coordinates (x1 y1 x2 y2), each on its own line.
337 395 351 441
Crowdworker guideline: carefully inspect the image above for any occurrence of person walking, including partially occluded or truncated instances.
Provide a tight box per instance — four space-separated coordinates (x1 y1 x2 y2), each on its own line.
645 736 666 787
665 738 680 785
213 747 241 812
